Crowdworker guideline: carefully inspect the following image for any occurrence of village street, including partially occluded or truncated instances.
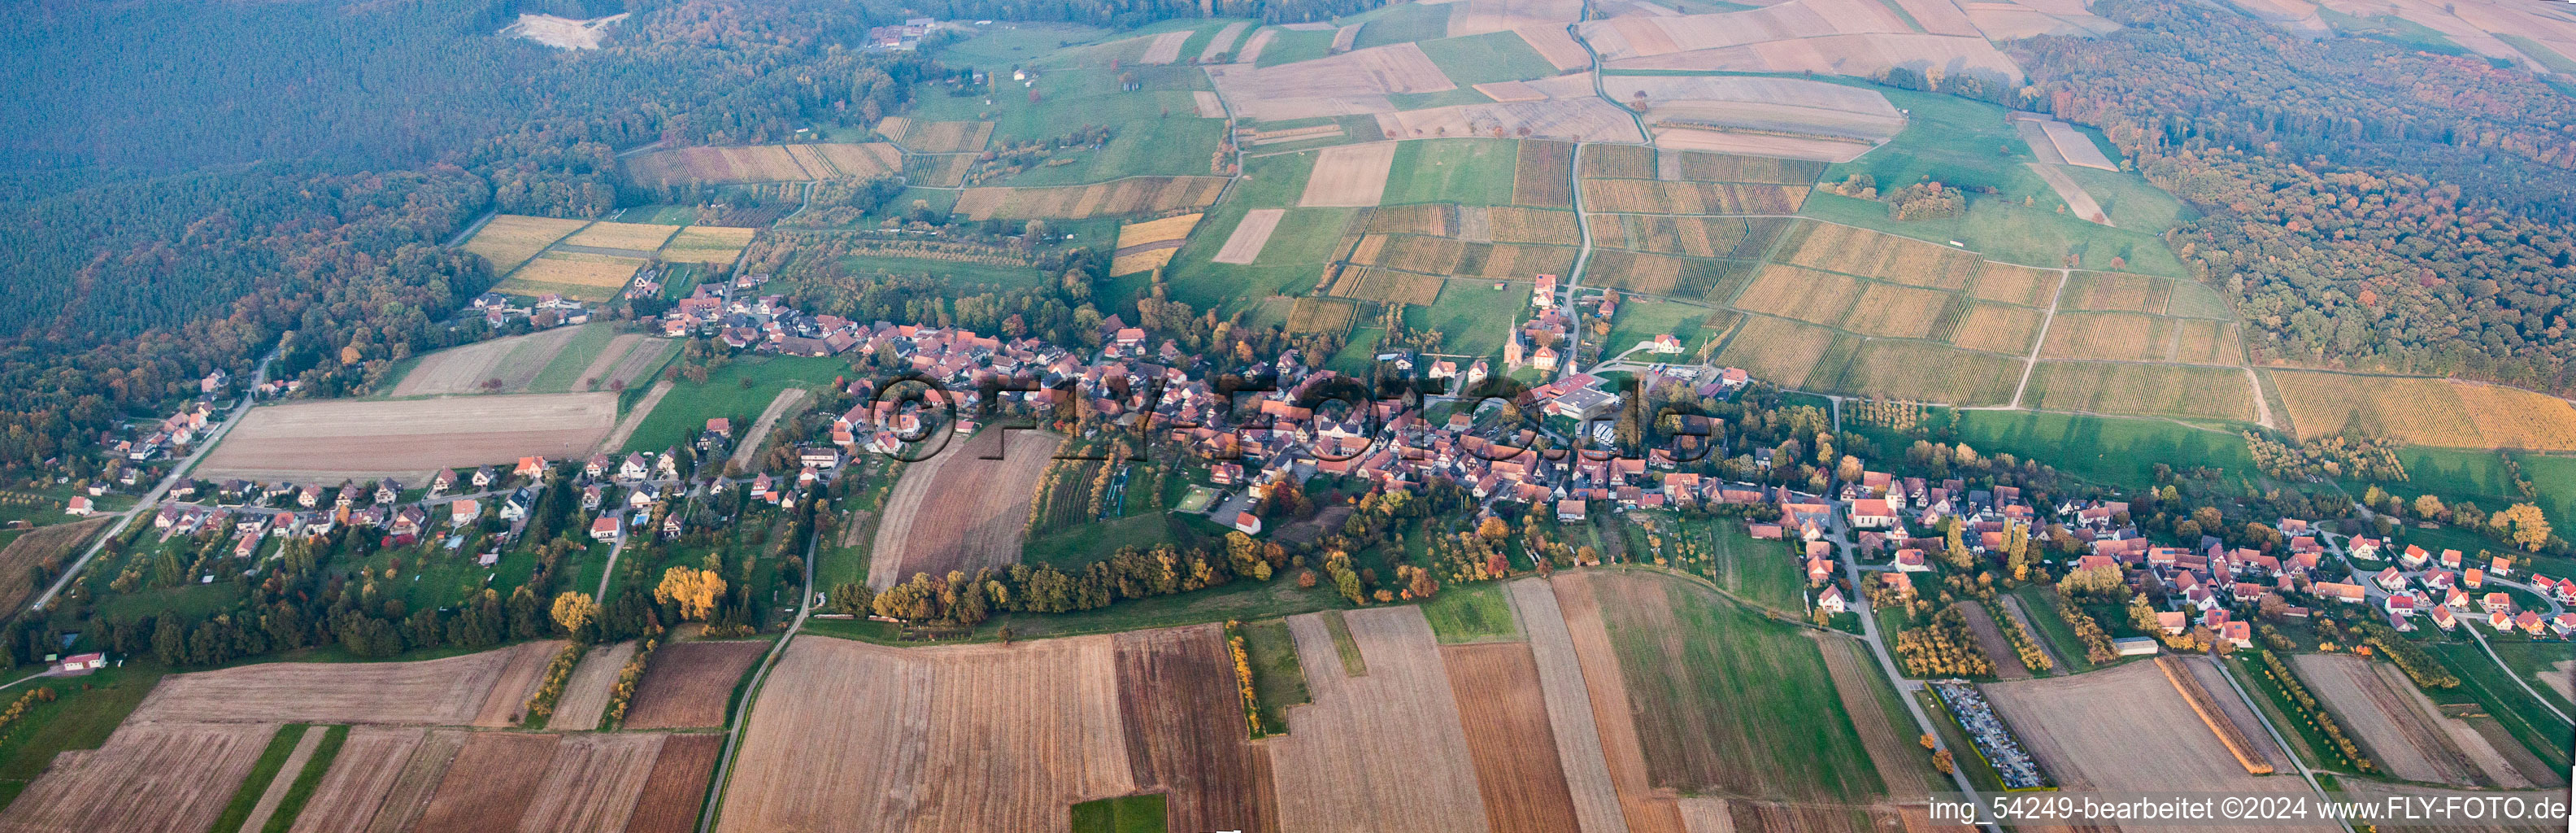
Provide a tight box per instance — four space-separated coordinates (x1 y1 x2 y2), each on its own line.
28 344 282 613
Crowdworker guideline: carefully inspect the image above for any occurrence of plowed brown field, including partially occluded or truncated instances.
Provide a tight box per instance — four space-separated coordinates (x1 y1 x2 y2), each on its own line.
1265 608 1491 833
516 733 664 832
411 732 560 833
286 727 426 833
0 722 275 833
623 639 768 730
866 429 1063 591
1112 625 1275 833
624 734 724 833
716 635 1134 833
1442 642 1585 833
134 643 563 726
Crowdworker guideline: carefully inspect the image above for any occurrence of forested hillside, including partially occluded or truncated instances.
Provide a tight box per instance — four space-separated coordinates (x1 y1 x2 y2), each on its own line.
2017 0 2576 395
0 0 939 472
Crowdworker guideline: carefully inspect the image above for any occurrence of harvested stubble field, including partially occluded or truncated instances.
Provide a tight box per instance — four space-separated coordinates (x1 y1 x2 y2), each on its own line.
411 732 560 832
625 734 723 833
286 726 424 833
903 153 974 188
1581 249 1742 300
1982 661 2296 810
1819 339 2024 405
388 325 584 396
513 733 666 832
877 117 995 154
195 393 615 482
568 334 675 394
563 220 681 251
133 642 564 726
1138 29 1190 63
2271 370 2576 449
1611 214 1760 258
623 143 897 185
1212 208 1286 264
1582 144 1657 180
1454 242 1577 279
0 722 276 833
1486 206 1580 245
953 176 1228 220
460 215 590 276
2288 654 2512 787
1268 608 1490 833
866 428 1062 591
547 640 637 731
1329 265 1445 305
2059 270 2175 314
1949 302 2045 354
0 517 104 612
1716 316 1839 390
1661 149 1830 185
1204 43 1455 122
1730 264 1861 323
1513 140 1574 207
1354 233 1464 273
2173 318 2243 364
1547 574 1687 833
717 635 1137 833
1502 580 1627 833
622 639 769 730
659 225 758 264
1967 261 2061 306
1111 212 1202 275
501 251 644 300
1441 642 1585 833
1840 282 1953 338
1286 295 1362 335
1372 98 1643 144
1363 203 1456 236
1780 222 1981 290
1112 625 1275 833
2038 312 2182 362
1301 142 1399 207
1579 178 1805 215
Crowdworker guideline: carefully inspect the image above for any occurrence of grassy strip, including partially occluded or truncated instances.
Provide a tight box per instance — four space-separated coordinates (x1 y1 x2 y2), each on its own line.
2223 654 2339 772
1070 792 1168 833
520 641 585 728
1319 610 1367 675
1419 580 1521 643
2009 586 2095 673
1239 617 1312 732
209 723 311 833
2430 643 2573 770
260 725 349 833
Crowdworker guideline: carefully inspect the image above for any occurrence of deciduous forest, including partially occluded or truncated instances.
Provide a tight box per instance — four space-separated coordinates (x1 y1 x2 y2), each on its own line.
2017 0 2576 395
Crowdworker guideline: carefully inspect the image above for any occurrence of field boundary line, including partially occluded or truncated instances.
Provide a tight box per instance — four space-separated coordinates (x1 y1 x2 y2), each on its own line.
2007 268 2073 409
698 527 817 833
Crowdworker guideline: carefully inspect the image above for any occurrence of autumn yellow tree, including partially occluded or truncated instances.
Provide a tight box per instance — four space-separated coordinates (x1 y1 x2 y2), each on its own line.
550 591 598 634
2490 504 2552 551
655 566 727 621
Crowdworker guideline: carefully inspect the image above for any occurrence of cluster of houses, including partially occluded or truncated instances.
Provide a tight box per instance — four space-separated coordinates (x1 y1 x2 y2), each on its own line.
115 400 218 464
657 276 879 358
471 291 593 329
864 17 938 50
146 448 718 568
2351 542 2576 636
